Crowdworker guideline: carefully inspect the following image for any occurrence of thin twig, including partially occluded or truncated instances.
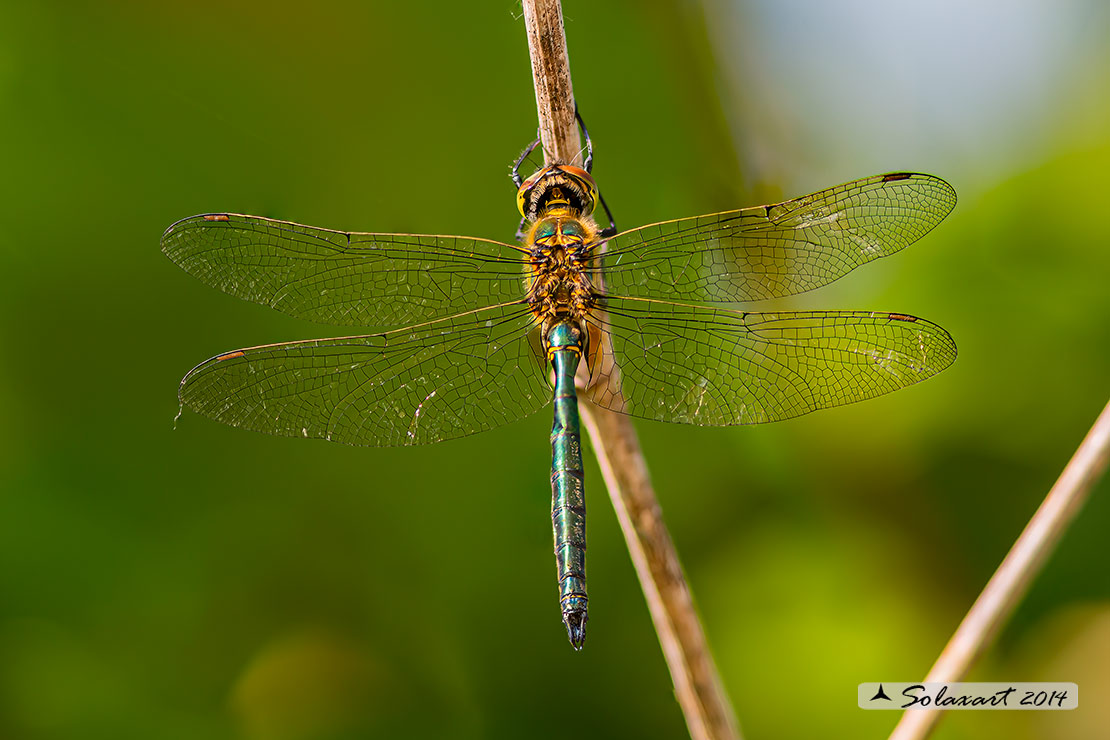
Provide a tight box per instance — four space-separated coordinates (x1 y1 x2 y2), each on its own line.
889 398 1110 740
520 3 741 739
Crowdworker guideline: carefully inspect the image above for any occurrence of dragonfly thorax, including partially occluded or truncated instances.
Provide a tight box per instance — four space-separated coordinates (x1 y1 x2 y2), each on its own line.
516 164 599 222
526 214 598 326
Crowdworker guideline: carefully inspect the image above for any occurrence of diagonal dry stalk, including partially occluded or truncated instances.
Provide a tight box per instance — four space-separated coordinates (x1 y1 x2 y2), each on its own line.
889 397 1110 740
520 3 741 740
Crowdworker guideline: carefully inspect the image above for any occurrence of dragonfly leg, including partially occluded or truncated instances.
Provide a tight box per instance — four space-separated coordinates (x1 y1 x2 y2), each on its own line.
575 108 617 237
512 134 542 187
575 107 594 174
597 190 617 238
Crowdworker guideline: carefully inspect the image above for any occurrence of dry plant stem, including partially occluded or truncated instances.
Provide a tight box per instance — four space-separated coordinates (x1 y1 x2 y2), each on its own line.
521 2 741 739
889 397 1110 740
521 0 581 164
579 408 742 740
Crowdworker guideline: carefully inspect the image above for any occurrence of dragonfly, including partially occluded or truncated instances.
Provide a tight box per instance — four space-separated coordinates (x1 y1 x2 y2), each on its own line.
163 129 956 649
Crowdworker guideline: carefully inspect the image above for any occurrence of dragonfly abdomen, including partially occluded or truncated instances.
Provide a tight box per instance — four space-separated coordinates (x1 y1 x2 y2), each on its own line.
547 321 588 649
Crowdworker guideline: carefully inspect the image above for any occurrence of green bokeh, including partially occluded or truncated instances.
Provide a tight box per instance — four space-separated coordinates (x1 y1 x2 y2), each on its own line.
2 2 1108 739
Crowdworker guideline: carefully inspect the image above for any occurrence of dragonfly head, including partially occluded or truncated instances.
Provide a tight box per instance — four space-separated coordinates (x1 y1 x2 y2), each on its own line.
517 164 599 221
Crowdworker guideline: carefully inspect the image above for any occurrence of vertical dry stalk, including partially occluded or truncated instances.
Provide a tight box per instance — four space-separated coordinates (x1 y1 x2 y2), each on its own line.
520 0 581 165
889 398 1110 740
520 2 741 740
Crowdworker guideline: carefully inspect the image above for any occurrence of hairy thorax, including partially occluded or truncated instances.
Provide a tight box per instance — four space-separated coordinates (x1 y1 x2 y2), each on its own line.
525 212 600 327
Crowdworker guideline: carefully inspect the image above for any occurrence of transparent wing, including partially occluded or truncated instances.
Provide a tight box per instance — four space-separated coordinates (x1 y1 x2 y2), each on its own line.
162 213 526 327
598 173 955 303
584 297 956 425
178 303 551 446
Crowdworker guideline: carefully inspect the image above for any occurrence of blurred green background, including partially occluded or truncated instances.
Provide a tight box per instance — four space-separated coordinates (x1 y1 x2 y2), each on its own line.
2 1 1108 739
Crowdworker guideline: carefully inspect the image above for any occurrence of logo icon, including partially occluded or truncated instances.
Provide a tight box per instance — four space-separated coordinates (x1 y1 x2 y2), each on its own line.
870 684 892 702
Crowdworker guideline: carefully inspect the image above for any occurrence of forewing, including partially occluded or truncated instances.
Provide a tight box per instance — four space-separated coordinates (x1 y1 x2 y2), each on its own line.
178 303 550 446
162 214 525 327
599 173 955 303
584 297 956 425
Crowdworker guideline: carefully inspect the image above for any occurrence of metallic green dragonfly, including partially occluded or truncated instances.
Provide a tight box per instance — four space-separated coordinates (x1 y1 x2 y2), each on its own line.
163 147 956 649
